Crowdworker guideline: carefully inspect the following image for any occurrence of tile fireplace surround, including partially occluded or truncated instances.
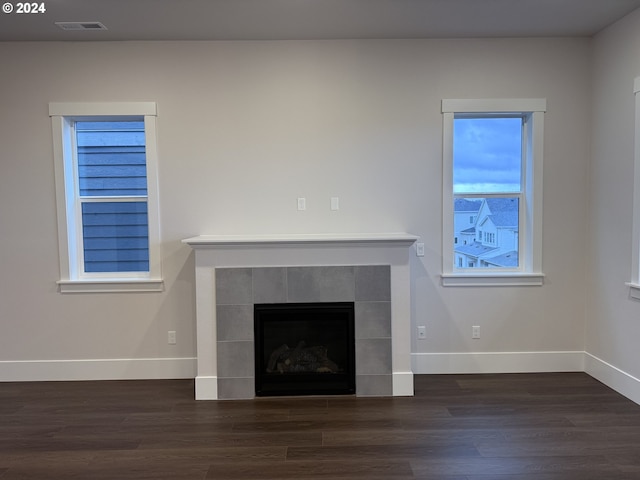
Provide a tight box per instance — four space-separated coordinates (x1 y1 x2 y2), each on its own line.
182 233 418 400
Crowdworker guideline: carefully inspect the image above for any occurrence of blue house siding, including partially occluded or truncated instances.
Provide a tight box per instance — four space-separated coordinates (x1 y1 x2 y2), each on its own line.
76 121 149 273
82 202 149 273
77 148 147 196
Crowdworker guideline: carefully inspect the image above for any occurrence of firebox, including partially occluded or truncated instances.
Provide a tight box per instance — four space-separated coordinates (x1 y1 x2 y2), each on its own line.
254 302 356 396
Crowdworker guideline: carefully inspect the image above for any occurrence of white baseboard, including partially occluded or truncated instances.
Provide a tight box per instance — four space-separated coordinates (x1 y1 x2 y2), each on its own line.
412 351 585 374
392 371 414 396
3 353 639 408
195 376 219 400
584 352 640 406
0 357 196 382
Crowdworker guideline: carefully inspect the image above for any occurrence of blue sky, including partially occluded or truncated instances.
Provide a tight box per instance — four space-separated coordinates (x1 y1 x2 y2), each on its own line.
453 117 522 193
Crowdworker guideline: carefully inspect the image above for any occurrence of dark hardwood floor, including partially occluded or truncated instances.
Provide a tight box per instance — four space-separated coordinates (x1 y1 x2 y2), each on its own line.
1 373 640 479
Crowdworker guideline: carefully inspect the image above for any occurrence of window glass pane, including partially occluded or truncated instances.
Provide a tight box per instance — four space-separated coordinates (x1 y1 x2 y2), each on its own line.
82 202 149 273
76 121 147 196
453 117 522 193
454 197 519 268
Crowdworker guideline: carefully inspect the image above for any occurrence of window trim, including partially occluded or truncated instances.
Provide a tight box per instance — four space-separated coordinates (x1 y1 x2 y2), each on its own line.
441 98 546 287
50 102 163 293
627 78 640 300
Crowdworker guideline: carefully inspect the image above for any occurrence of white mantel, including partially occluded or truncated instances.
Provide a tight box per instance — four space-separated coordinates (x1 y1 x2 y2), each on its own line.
182 233 418 400
183 232 419 247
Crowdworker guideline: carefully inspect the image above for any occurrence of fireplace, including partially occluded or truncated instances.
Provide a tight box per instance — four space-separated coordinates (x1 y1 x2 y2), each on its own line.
212 265 391 399
254 302 356 396
182 233 417 400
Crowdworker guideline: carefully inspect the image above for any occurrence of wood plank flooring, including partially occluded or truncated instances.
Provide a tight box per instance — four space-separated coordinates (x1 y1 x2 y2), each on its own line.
1 373 640 479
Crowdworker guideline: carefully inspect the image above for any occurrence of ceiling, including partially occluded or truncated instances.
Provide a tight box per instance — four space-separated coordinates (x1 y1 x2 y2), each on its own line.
1 0 640 42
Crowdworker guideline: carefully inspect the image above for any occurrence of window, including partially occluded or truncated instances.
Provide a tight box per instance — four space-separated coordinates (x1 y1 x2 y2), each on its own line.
442 99 545 286
628 78 640 299
50 102 162 293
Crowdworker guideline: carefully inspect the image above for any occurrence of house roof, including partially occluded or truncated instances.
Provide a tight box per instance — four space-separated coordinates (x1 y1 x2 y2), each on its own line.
456 243 518 267
455 242 499 258
485 197 518 212
484 251 519 267
454 198 482 213
484 198 518 228
488 212 518 228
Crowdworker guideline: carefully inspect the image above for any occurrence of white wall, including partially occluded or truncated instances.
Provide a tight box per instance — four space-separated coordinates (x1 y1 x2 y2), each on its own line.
587 8 640 401
0 37 591 380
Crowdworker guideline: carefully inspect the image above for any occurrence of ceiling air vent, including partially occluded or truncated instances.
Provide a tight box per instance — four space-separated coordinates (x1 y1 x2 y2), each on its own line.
55 22 108 31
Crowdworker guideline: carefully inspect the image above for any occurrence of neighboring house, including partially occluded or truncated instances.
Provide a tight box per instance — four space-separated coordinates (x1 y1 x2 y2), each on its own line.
454 198 519 268
453 198 481 248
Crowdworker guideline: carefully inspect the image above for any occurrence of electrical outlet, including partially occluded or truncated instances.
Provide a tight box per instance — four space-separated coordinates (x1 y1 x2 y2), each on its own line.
472 326 480 339
297 197 306 211
330 197 339 211
416 243 425 257
168 331 176 345
417 326 426 339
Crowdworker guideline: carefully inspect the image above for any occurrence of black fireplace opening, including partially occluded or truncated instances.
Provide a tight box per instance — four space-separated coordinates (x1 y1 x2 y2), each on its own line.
254 302 356 397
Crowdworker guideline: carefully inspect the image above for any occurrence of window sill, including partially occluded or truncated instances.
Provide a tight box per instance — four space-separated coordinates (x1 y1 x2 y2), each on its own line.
441 273 545 287
57 279 164 294
625 282 640 300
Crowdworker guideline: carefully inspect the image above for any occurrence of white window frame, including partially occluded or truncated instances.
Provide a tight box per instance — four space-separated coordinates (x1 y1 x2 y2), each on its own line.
627 77 640 299
50 102 163 293
441 98 546 287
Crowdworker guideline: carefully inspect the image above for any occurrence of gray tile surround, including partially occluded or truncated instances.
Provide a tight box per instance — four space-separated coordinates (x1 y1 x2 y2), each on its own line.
216 305 253 342
287 266 355 302
355 265 391 301
215 265 391 399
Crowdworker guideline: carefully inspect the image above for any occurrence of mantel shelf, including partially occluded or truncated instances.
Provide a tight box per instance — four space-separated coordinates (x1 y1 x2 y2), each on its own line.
182 233 418 248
